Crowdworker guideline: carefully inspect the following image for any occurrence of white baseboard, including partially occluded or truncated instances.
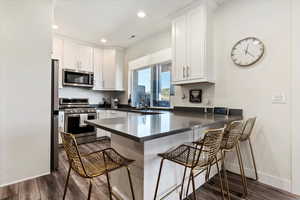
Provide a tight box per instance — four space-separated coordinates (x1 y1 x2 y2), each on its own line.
226 163 291 193
0 171 50 188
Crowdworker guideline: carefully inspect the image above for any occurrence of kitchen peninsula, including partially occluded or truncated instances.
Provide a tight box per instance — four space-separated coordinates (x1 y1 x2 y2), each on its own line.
86 108 242 200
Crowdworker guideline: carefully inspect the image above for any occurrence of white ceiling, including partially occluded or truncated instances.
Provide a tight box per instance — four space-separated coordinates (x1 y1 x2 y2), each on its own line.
54 0 209 47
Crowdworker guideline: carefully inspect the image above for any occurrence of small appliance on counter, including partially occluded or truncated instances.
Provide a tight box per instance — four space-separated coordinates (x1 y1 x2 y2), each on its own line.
102 97 111 108
111 98 120 109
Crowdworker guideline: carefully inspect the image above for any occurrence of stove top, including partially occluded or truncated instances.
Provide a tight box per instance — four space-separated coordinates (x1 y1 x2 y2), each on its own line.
59 98 96 114
64 107 96 114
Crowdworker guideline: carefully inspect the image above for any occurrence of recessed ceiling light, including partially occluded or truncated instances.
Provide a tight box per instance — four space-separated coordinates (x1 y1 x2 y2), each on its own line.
52 25 59 30
137 11 146 18
101 38 107 43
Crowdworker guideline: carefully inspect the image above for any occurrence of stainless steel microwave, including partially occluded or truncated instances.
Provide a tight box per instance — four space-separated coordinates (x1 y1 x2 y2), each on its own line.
62 69 94 88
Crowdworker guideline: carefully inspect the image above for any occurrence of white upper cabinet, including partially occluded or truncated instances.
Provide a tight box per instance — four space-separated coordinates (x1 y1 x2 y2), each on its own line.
93 48 104 90
79 45 93 72
93 48 124 91
172 3 214 85
172 15 187 82
52 37 124 90
63 40 93 72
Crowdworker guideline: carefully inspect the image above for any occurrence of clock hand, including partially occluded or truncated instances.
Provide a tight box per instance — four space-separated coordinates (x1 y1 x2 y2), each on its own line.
245 44 249 54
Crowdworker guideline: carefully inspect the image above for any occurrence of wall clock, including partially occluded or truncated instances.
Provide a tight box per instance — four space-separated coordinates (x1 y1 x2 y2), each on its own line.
231 37 265 67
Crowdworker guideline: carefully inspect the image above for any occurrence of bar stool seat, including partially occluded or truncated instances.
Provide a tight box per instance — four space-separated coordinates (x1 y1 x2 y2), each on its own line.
158 144 210 168
78 148 134 178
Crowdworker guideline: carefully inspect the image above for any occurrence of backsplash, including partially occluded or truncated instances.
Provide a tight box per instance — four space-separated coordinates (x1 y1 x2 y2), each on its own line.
59 87 121 104
171 83 215 107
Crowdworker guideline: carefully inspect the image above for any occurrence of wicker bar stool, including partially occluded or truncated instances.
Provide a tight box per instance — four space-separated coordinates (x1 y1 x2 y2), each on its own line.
153 127 226 200
239 117 258 181
204 119 255 198
61 132 135 200
221 120 247 198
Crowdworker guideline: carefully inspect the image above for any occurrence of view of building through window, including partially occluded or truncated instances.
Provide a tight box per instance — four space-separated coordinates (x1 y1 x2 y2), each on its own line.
132 62 171 108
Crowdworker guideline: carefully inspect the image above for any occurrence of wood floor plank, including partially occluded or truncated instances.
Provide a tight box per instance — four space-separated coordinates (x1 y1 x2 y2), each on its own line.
1 140 299 200
18 179 40 200
0 183 19 200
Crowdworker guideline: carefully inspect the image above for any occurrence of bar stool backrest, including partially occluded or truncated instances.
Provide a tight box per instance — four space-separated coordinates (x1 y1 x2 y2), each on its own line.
240 117 257 141
61 132 88 177
222 120 244 150
194 127 225 167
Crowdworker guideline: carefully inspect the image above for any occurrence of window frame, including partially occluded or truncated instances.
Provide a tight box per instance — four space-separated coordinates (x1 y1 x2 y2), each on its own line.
128 48 172 109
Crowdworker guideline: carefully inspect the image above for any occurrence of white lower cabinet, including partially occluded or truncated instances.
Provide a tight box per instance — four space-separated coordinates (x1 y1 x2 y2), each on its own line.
58 111 64 144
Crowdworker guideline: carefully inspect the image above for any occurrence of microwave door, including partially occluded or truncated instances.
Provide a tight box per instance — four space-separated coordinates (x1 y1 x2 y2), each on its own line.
63 70 93 88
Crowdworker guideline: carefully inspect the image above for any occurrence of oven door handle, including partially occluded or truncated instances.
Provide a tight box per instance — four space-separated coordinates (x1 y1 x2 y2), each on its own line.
66 113 96 117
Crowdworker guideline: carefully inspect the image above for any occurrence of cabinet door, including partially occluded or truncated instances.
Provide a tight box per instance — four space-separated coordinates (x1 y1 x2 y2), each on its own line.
186 6 206 80
79 44 93 72
172 15 187 82
93 48 104 90
103 49 116 89
63 40 79 70
52 38 64 88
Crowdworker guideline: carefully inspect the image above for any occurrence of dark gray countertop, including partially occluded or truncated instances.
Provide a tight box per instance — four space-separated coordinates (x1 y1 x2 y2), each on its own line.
85 111 242 142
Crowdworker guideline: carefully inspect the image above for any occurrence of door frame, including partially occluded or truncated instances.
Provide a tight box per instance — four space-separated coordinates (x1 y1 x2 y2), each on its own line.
291 0 300 195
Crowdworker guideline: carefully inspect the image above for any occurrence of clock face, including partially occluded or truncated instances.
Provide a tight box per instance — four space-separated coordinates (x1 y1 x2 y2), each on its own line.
231 37 264 66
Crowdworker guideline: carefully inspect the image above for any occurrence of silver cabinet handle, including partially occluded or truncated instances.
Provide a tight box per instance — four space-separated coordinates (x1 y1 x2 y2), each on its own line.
183 66 186 79
186 65 189 78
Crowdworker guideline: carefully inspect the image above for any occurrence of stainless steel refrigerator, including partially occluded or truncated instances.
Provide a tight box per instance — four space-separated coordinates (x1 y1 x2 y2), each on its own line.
51 59 59 171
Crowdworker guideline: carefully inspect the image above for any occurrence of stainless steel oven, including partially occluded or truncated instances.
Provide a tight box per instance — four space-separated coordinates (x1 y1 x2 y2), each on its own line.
60 98 97 144
63 69 94 88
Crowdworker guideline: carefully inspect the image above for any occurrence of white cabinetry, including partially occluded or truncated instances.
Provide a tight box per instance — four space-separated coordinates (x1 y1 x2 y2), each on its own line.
58 111 65 144
172 4 214 85
93 48 124 91
63 40 93 72
93 48 104 90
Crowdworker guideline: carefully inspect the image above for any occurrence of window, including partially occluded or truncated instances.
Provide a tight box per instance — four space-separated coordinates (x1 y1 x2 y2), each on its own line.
132 62 172 108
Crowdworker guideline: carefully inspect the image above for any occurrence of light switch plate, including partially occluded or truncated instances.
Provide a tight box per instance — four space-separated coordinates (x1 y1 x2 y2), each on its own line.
272 93 286 104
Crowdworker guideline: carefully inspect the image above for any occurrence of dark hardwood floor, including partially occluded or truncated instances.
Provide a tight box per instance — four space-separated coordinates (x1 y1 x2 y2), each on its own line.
0 139 299 200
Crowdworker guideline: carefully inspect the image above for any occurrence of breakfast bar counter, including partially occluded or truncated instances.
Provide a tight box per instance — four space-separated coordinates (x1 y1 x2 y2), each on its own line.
86 110 241 200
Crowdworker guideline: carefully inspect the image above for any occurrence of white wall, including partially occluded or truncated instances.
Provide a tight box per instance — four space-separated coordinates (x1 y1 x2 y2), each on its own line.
121 29 172 104
291 0 300 195
213 0 292 191
0 0 52 186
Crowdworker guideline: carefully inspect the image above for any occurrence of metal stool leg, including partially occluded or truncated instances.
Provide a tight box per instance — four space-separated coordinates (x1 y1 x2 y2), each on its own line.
221 151 231 200
87 179 93 200
154 158 165 200
63 165 71 200
180 166 188 200
105 171 113 200
236 143 248 197
248 138 258 181
126 167 135 200
205 163 212 182
215 155 225 200
185 169 192 199
190 170 197 200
